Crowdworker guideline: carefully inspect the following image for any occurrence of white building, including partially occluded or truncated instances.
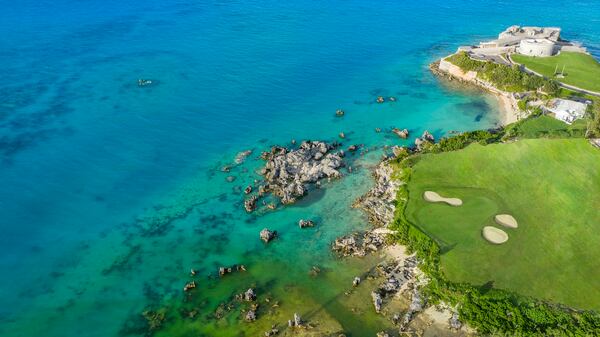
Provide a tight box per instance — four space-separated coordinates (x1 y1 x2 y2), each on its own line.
478 26 561 49
517 38 557 57
546 99 588 124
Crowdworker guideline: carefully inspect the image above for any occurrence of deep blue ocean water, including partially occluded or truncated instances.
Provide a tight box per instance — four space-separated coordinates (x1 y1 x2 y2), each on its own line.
1 1 599 336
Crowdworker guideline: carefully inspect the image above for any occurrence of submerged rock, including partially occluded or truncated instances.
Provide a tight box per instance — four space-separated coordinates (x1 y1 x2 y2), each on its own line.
264 326 279 336
137 79 154 87
235 150 253 164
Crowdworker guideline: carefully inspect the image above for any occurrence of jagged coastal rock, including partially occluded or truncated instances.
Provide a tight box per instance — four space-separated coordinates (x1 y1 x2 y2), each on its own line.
243 288 256 301
260 228 277 243
332 231 386 257
245 309 257 322
288 313 303 327
298 219 315 228
414 130 435 150
257 141 344 205
392 128 409 139
371 291 383 313
244 195 258 212
352 160 400 227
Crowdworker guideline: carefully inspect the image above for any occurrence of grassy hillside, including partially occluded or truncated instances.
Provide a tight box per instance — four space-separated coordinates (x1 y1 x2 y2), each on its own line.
512 52 600 92
404 138 600 310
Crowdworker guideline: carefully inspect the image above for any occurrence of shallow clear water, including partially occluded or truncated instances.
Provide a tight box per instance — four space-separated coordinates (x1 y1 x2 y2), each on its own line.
1 0 599 336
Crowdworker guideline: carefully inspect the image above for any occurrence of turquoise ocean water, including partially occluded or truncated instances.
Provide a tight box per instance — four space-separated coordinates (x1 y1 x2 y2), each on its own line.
1 1 599 336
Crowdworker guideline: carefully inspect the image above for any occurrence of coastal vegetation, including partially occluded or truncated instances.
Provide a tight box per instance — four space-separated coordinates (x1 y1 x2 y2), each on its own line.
586 101 600 138
446 52 560 94
512 52 600 93
389 117 600 335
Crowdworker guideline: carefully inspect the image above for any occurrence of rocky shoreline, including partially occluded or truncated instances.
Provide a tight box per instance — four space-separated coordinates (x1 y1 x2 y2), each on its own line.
351 160 400 227
332 153 469 335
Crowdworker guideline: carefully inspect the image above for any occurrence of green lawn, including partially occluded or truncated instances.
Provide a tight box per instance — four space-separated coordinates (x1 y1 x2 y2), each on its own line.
512 52 600 92
405 139 600 310
504 115 588 138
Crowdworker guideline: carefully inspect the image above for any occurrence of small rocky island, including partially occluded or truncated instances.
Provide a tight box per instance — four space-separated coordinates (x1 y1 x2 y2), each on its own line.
244 140 345 212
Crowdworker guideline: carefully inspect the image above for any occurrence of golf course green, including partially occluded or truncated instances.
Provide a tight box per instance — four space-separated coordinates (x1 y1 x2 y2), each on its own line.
512 51 600 92
405 138 600 310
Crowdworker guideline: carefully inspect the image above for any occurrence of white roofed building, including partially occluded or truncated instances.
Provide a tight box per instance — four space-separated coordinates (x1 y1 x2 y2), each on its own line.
546 99 588 124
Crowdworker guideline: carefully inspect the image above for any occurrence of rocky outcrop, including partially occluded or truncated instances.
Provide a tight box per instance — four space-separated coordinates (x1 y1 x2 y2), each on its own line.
219 264 246 277
244 288 256 301
245 309 257 322
260 228 277 243
183 281 196 292
332 231 386 257
400 288 425 331
392 128 409 139
414 130 435 150
258 141 344 205
450 312 463 330
372 291 383 313
288 313 303 327
298 219 315 228
352 160 400 227
244 195 258 213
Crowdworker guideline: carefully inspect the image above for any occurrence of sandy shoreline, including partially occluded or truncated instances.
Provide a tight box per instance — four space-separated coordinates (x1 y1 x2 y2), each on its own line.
432 58 521 126
496 93 520 125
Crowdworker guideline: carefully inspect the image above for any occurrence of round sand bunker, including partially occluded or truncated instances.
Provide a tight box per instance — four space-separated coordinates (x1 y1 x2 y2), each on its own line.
495 214 518 228
423 191 463 206
482 226 509 244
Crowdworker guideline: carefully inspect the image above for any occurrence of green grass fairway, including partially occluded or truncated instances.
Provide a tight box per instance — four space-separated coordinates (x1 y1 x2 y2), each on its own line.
405 139 600 310
512 52 600 92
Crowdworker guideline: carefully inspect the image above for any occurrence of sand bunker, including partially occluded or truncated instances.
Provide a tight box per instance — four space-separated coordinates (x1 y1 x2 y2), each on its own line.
482 226 509 244
423 191 463 206
495 214 518 228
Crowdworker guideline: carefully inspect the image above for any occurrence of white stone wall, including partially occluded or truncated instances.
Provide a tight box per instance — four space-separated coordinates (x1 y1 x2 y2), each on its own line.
518 39 556 57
